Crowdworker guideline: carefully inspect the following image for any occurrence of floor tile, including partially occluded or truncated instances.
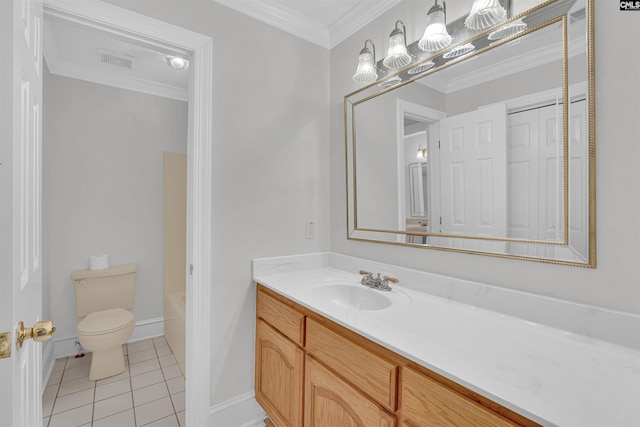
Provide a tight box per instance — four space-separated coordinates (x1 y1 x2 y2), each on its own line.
155 345 172 357
93 391 133 421
48 403 93 427
51 389 94 415
133 381 169 407
153 336 168 347
131 369 165 390
159 354 177 368
92 408 136 427
57 376 95 397
177 410 185 427
52 358 67 372
95 368 130 387
127 339 155 354
129 358 161 377
95 377 132 401
134 396 175 426
47 370 63 386
42 384 58 417
143 414 180 427
128 348 158 364
60 365 91 383
170 391 185 413
161 364 183 380
166 376 185 395
64 354 92 369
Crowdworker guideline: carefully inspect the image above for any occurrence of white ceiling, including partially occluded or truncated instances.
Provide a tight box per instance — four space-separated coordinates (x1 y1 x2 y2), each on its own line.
43 0 400 100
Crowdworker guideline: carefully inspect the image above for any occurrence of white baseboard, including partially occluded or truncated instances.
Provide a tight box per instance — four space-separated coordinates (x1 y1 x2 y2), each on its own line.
52 317 165 359
210 392 266 427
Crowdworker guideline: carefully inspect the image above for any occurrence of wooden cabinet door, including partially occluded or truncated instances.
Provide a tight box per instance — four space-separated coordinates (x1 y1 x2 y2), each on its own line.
305 356 395 427
255 320 304 427
401 366 518 427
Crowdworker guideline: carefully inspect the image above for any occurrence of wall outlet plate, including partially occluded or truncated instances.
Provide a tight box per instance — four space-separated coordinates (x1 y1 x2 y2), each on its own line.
305 220 316 239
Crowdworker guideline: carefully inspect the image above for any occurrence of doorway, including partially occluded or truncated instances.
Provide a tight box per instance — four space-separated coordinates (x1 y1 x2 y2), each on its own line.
41 1 212 425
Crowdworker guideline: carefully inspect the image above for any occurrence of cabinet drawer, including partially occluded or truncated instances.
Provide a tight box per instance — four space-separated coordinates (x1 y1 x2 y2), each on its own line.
305 356 396 427
401 366 518 427
306 318 398 411
257 286 304 346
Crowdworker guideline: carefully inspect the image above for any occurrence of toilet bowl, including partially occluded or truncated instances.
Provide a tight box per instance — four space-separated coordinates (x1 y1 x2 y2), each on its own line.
77 308 135 380
72 264 137 381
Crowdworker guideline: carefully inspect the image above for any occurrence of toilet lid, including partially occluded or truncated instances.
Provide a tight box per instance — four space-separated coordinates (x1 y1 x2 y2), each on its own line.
77 308 135 335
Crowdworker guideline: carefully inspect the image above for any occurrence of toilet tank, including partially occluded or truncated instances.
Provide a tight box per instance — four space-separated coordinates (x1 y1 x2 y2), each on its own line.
71 264 137 317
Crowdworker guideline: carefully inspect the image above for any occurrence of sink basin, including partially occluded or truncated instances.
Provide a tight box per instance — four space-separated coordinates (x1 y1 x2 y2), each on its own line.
312 284 392 311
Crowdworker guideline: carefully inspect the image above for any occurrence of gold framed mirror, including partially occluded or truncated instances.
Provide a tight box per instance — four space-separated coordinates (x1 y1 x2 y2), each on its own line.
345 0 595 267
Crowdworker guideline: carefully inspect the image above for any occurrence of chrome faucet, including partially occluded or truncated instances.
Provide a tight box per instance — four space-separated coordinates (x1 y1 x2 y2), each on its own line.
359 270 399 292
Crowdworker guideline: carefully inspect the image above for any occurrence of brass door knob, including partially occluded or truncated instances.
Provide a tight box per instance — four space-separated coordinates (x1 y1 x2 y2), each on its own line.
16 320 56 349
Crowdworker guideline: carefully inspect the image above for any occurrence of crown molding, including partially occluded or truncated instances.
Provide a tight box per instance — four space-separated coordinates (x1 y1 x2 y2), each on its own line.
211 0 402 50
211 0 331 48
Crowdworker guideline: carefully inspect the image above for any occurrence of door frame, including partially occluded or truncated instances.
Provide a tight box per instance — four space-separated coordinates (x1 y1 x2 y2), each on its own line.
43 1 213 425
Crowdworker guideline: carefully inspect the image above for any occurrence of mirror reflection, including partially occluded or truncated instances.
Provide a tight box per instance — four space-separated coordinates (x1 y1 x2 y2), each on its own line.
346 0 594 266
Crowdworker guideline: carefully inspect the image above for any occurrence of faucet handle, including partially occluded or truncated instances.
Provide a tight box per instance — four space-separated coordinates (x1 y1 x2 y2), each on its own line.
359 270 372 275
383 275 399 284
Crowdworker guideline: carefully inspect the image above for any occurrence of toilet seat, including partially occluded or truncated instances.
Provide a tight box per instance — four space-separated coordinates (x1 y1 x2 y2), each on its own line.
77 308 135 336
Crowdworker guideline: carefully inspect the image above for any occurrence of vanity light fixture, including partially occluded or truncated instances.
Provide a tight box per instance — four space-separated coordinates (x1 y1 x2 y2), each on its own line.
165 55 189 70
419 0 452 52
416 145 428 160
464 0 507 30
352 39 378 83
383 20 412 69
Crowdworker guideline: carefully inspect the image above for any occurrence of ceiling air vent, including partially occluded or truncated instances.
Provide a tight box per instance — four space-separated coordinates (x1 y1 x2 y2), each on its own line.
98 48 135 69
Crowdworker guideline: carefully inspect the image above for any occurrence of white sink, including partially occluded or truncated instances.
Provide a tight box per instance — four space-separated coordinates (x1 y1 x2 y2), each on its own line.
312 284 392 311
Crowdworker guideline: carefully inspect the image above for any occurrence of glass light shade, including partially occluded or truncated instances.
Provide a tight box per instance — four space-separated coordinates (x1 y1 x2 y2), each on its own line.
352 48 378 83
464 0 507 30
487 19 527 40
417 146 428 160
419 7 452 52
383 30 412 69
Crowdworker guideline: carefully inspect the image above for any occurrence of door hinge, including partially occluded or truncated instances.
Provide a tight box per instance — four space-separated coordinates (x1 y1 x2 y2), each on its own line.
438 140 441 149
189 264 194 276
0 332 11 359
440 216 442 225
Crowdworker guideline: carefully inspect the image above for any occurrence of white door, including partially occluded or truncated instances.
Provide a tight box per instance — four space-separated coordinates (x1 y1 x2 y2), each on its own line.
0 0 47 426
439 103 508 242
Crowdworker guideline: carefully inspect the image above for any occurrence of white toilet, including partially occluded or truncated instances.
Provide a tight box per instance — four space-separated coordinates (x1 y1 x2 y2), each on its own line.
71 264 137 381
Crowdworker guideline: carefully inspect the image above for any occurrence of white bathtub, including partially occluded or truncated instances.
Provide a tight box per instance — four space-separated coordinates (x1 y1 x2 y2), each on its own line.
164 291 185 376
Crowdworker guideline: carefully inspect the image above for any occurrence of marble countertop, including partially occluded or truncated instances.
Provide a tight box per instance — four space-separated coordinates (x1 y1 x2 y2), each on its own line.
253 254 640 427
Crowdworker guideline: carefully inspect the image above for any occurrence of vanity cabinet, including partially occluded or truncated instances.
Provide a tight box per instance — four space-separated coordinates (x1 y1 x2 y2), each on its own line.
305 356 395 427
255 284 540 427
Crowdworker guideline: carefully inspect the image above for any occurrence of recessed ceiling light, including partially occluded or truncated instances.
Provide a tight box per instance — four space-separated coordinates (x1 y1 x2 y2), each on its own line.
165 55 189 70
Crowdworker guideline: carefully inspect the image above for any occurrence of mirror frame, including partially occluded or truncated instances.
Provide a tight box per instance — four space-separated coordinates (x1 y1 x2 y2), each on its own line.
344 0 595 267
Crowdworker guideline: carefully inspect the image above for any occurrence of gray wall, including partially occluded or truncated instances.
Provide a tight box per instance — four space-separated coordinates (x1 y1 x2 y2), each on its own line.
331 1 640 315
102 0 331 406
43 67 188 344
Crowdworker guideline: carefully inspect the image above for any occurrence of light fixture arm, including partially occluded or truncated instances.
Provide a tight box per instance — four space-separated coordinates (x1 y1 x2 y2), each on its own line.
394 20 407 47
363 39 376 64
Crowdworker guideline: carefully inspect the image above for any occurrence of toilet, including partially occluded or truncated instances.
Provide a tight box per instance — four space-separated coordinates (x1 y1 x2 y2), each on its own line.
71 264 137 381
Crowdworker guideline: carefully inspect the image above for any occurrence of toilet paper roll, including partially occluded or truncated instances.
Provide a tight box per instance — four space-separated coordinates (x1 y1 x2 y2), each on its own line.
89 255 109 270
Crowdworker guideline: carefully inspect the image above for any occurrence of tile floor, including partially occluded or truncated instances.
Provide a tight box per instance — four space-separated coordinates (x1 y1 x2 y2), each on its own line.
43 336 185 427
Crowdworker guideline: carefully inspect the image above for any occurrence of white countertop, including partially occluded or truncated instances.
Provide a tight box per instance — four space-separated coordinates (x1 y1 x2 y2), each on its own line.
253 254 640 427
